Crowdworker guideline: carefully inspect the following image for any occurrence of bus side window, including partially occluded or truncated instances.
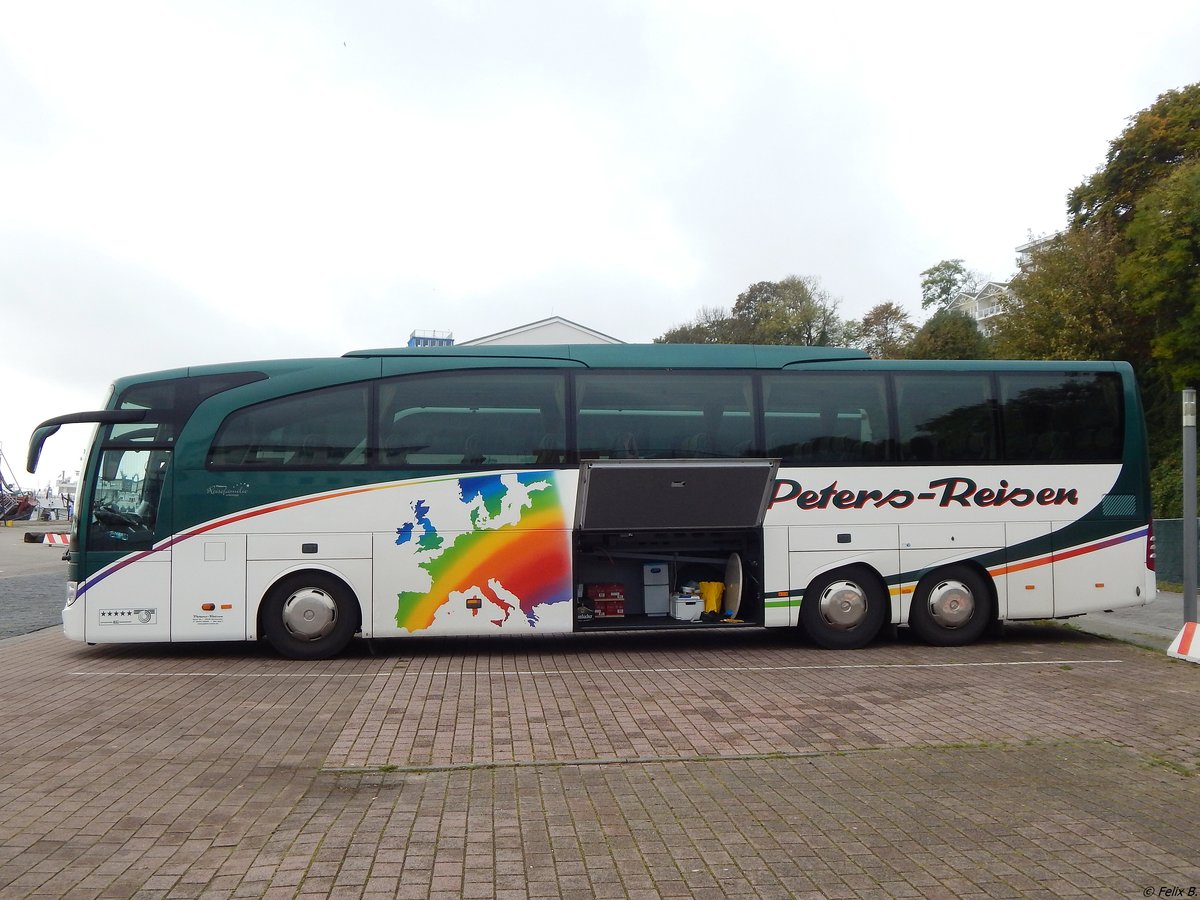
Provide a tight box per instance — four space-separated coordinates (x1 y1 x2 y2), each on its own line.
575 372 755 461
763 373 890 465
378 371 568 468
895 374 995 463
999 372 1123 463
208 384 369 468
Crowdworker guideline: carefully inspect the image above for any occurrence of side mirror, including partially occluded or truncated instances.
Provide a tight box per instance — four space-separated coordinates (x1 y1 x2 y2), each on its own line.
27 408 146 473
27 425 61 473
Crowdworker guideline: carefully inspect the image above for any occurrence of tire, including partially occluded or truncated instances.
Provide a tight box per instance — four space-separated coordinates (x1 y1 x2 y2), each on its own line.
908 565 991 647
799 566 887 650
261 572 359 660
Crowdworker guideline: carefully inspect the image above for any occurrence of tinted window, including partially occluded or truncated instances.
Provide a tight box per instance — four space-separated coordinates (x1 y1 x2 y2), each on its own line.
208 383 370 467
763 373 890 464
379 371 567 467
575 372 755 459
1000 372 1123 462
117 372 265 442
894 373 996 462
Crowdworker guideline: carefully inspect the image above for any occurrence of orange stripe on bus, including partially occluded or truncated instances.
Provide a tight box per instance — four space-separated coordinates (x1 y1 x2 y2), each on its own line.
988 554 1052 578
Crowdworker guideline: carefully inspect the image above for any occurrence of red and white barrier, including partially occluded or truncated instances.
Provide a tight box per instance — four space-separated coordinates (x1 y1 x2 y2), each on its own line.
43 533 70 547
1167 622 1200 663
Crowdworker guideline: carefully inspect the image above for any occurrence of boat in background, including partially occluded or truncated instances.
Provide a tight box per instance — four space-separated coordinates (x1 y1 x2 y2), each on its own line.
0 446 40 521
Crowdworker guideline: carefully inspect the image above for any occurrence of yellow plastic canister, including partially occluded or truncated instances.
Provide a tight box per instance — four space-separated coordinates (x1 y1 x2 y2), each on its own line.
698 581 725 614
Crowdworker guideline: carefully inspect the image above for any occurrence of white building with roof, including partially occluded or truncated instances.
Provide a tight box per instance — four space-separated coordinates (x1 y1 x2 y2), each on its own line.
947 281 1009 334
459 316 624 346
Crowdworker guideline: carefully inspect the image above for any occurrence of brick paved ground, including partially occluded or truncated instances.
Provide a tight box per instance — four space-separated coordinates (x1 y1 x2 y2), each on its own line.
2 624 1199 898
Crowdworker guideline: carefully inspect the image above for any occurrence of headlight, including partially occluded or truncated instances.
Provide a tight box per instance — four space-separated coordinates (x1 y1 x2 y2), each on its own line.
65 582 79 608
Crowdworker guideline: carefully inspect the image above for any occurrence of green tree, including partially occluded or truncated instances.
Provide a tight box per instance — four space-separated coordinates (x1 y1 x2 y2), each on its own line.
905 309 991 360
856 301 916 359
1149 451 1200 519
657 275 851 345
654 306 731 344
726 280 783 343
730 275 848 345
1119 158 1200 388
919 259 982 310
991 224 1145 365
998 84 1200 389
1068 84 1200 232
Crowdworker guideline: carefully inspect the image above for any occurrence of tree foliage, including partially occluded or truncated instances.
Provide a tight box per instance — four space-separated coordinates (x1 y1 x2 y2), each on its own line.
905 309 990 360
1119 158 1200 388
730 276 848 345
657 275 851 346
856 302 916 359
997 82 1200 499
919 259 982 310
654 306 731 344
1068 84 1200 232
998 85 1200 380
991 224 1145 364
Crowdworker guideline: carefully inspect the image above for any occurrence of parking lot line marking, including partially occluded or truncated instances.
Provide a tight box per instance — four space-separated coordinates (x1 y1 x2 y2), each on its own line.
66 658 1122 679
424 659 1125 677
67 670 392 678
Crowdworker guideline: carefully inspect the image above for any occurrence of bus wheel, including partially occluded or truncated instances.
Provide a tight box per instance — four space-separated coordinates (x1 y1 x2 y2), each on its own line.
800 566 887 650
262 572 358 660
909 566 991 647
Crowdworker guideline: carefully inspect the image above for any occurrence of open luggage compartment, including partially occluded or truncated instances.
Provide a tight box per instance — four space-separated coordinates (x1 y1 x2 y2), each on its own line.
571 458 778 631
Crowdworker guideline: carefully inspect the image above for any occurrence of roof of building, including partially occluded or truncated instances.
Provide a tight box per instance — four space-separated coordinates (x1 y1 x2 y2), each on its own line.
460 316 624 346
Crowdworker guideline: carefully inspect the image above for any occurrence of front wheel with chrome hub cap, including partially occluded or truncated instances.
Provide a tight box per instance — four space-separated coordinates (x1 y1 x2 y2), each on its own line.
262 572 359 660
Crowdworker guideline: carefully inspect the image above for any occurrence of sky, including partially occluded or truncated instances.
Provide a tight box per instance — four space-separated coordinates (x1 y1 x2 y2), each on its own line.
3 0 1200 486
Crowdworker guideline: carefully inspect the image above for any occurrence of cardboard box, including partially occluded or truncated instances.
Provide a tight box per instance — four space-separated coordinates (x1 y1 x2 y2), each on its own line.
585 583 625 601
594 598 625 617
670 596 702 622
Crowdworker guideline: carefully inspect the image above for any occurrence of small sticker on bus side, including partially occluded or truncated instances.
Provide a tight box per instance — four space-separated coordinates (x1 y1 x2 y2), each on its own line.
98 608 158 625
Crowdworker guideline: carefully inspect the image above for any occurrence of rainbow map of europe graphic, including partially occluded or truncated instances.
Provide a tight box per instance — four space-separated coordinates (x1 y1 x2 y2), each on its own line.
392 472 572 632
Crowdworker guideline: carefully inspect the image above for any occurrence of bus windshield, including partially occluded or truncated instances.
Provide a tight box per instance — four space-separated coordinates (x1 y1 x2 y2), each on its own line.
90 446 165 550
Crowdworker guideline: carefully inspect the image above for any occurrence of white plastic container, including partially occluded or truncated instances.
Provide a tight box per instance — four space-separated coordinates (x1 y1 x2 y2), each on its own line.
670 595 702 622
643 562 670 616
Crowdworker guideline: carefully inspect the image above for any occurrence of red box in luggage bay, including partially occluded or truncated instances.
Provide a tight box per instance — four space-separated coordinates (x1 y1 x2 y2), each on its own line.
594 599 625 617
584 583 625 601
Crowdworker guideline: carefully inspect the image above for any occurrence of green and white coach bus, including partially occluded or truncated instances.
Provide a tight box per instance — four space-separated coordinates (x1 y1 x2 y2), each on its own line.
28 344 1155 659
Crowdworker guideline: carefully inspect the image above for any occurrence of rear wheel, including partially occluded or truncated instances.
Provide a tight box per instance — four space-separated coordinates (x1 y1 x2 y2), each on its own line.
261 572 359 660
908 565 991 646
800 566 887 650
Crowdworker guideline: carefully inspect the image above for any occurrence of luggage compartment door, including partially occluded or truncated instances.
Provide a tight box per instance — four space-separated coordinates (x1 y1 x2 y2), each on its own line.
575 459 781 531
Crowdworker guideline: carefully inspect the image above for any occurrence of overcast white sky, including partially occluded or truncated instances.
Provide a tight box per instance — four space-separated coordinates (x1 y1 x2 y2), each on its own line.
3 0 1200 484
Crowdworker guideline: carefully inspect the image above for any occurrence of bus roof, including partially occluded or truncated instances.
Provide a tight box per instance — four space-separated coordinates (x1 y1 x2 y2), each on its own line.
342 344 870 367
102 345 1134 398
